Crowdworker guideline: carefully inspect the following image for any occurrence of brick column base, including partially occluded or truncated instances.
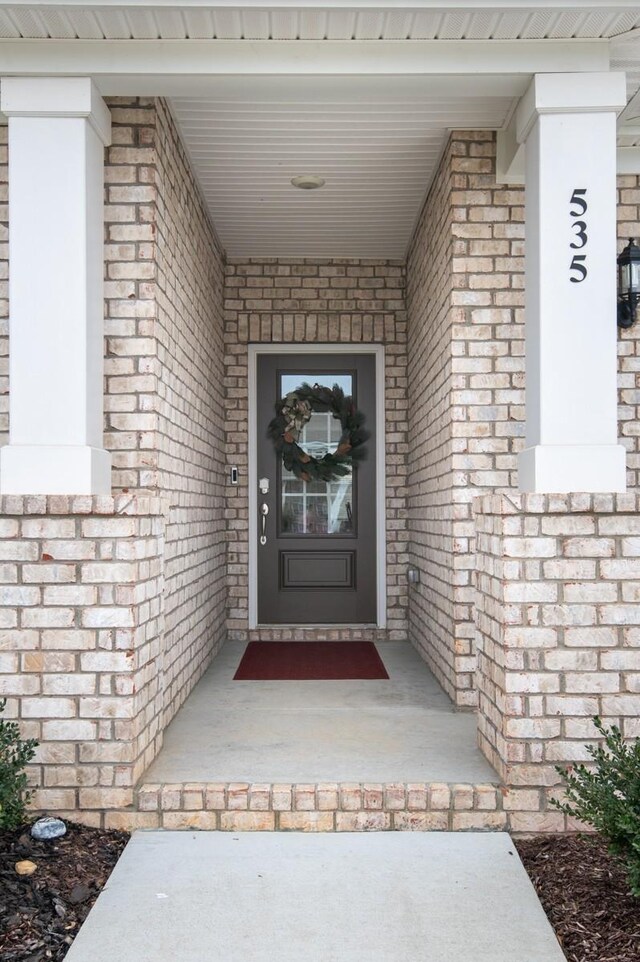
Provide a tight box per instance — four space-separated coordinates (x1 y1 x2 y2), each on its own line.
0 495 166 818
474 493 640 832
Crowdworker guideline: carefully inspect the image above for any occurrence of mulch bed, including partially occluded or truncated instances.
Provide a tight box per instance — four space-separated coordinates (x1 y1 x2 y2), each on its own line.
516 835 640 962
0 822 129 962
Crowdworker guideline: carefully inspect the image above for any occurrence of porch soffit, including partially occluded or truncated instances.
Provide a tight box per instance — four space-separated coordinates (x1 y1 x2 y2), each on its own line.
0 5 639 257
1 3 640 42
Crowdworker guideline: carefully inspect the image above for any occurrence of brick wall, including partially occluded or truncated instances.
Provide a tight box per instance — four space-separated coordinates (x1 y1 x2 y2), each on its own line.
0 108 639 820
475 493 640 832
0 495 165 820
0 100 226 814
405 139 457 700
617 175 640 489
448 133 525 707
223 257 409 640
406 133 639 707
153 101 227 722
406 132 524 707
104 98 227 724
103 98 158 491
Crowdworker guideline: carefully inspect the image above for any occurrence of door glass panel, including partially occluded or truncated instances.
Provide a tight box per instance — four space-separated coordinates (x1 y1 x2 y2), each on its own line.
280 373 354 536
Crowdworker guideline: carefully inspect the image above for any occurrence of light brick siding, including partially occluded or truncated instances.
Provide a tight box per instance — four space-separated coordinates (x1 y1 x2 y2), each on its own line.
126 779 504 832
407 131 524 707
475 493 640 832
406 138 457 701
617 175 640 489
104 98 227 724
408 132 639 708
0 100 226 807
103 98 159 492
223 257 409 641
0 103 640 826
0 495 165 816
152 101 227 721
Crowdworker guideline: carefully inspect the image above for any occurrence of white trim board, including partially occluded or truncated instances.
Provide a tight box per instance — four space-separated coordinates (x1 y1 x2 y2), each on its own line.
247 343 387 630
0 40 610 94
5 1 640 9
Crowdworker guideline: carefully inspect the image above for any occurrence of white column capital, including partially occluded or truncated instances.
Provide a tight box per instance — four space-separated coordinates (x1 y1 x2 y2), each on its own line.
0 76 111 146
516 72 627 143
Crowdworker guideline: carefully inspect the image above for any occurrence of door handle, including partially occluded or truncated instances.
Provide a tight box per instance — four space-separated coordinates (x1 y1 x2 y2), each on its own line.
260 503 269 546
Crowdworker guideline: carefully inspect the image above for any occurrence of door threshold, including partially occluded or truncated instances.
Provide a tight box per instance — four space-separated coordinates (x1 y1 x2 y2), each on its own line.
254 624 380 630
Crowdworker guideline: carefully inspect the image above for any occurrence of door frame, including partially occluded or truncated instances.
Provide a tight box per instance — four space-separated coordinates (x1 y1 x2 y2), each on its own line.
248 343 387 629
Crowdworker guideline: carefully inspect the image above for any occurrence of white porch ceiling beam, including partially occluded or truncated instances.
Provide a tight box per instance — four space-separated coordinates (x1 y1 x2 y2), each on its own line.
495 110 525 184
497 143 640 183
0 39 609 90
497 70 639 183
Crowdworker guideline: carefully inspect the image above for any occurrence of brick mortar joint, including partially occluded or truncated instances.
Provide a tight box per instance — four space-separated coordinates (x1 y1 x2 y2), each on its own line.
104 810 522 831
473 492 640 515
0 495 171 517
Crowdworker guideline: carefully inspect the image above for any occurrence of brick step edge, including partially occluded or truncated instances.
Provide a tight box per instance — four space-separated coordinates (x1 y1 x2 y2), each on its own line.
137 780 501 814
86 779 514 831
112 809 509 831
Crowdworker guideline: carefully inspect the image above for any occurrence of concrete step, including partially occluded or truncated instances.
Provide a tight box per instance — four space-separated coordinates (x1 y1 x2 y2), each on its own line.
64 832 566 962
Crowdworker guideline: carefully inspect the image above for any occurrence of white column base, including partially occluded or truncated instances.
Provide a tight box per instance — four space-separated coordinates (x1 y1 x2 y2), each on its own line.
0 446 112 495
518 445 627 494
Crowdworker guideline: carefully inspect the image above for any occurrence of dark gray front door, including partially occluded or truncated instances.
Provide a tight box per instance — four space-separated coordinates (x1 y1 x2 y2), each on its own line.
257 353 377 625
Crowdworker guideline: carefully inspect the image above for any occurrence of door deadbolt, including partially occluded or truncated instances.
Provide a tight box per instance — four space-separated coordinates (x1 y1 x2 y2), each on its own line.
259 478 270 494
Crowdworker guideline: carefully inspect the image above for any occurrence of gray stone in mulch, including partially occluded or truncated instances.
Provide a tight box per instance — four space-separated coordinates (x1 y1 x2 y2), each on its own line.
64 831 566 962
31 817 67 842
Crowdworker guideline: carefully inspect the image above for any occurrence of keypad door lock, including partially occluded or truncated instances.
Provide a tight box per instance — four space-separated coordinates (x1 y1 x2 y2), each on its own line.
259 478 270 495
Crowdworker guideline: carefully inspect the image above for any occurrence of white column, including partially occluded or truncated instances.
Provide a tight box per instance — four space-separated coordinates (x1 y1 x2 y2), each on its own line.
517 73 627 493
0 77 111 494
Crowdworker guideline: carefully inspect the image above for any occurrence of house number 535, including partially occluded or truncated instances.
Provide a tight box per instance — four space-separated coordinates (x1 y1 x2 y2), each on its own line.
569 188 588 283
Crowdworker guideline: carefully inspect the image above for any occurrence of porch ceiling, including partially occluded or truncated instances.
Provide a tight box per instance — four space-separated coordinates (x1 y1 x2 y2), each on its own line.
1 3 640 257
169 81 514 258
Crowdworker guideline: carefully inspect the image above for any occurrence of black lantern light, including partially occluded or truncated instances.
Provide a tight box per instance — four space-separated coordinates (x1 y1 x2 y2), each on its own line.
617 238 640 329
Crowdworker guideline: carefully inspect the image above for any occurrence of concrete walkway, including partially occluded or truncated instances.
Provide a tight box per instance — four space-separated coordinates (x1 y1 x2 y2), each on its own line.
65 832 566 962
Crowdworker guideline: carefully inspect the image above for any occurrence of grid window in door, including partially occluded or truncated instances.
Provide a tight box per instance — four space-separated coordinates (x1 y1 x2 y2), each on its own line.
280 372 355 537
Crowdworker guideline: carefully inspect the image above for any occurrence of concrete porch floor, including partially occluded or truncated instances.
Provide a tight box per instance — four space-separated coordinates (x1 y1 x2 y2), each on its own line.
143 642 496 785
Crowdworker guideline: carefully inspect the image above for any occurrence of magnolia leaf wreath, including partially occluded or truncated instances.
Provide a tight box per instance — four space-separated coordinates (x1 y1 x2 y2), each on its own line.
267 382 369 483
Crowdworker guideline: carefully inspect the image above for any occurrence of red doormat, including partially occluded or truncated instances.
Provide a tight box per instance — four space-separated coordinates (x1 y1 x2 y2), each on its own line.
233 641 389 680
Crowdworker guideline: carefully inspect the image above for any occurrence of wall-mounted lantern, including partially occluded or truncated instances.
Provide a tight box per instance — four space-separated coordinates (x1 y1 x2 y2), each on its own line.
617 238 640 329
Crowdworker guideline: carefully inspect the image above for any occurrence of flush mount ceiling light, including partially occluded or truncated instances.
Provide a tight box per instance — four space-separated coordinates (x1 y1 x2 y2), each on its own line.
291 175 326 190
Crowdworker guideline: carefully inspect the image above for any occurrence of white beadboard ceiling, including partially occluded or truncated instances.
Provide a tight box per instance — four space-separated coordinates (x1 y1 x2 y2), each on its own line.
0 5 639 40
170 90 514 257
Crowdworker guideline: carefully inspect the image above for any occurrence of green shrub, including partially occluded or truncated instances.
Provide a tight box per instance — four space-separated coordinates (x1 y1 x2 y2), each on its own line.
552 716 640 896
0 698 38 829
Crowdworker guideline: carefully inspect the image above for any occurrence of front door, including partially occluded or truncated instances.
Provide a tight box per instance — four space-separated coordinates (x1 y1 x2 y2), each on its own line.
256 353 377 624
